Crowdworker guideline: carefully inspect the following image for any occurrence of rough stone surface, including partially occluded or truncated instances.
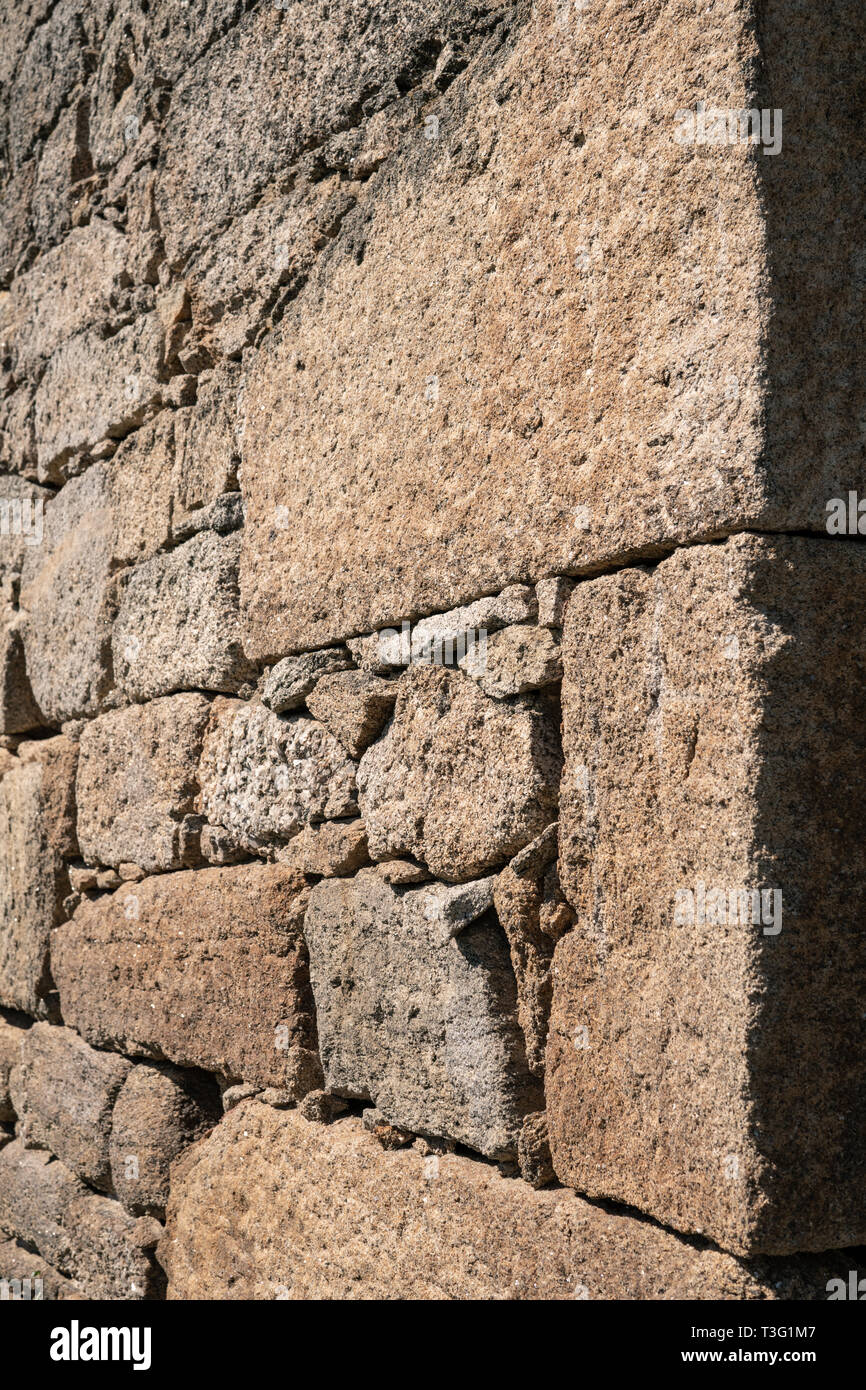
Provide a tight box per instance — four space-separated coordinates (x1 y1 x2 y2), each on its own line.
305 870 541 1158
112 531 255 701
236 0 854 656
76 695 212 873
197 698 358 855
34 316 168 482
19 464 118 723
0 1012 27 1122
407 586 538 665
2 0 865 1307
170 365 242 534
13 1024 132 1191
0 744 77 1017
550 535 866 1257
517 1111 556 1189
15 735 79 858
0 1140 163 1300
0 1237 84 1300
461 623 562 698
494 824 574 1077
0 614 42 734
276 818 370 878
535 577 573 628
161 1104 852 1301
52 865 322 1092
306 670 398 757
109 1062 221 1221
260 647 352 714
358 665 561 880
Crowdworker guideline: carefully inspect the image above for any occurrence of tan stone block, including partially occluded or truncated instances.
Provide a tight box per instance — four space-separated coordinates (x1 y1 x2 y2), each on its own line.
52 865 322 1092
109 1062 221 1221
239 0 865 656
19 464 118 723
0 744 77 1017
161 1104 850 1300
111 531 255 701
197 698 357 855
76 695 212 873
0 1139 163 1300
13 1023 132 1191
358 665 561 881
549 534 866 1256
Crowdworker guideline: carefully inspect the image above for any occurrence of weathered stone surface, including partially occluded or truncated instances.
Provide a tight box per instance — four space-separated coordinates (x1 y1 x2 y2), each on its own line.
374 859 431 885
0 1011 27 1122
76 695 212 873
198 823 248 867
461 623 562 698
305 870 540 1157
0 474 52 592
306 670 398 757
15 734 79 858
261 646 352 714
0 221 130 377
112 531 255 701
276 818 370 878
238 0 849 655
109 414 175 564
535 576 573 628
358 665 561 880
13 1023 132 1191
170 364 242 535
162 1104 851 1300
550 535 866 1256
0 1237 84 1300
493 823 574 1077
0 747 77 1017
109 1062 221 1221
155 1 497 264
197 698 357 855
0 1140 163 1300
0 613 42 733
34 316 168 483
19 464 117 723
517 1111 555 1189
52 865 322 1092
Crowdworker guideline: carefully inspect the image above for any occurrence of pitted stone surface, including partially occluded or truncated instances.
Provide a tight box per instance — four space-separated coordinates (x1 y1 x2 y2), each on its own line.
112 531 255 701
109 1062 221 1221
76 695 212 873
19 464 118 723
52 864 322 1092
161 1105 851 1301
306 670 398 757
197 698 358 855
0 1139 163 1300
305 869 541 1158
0 741 78 1017
460 623 562 698
549 535 866 1257
13 1023 132 1192
260 647 352 715
358 665 561 880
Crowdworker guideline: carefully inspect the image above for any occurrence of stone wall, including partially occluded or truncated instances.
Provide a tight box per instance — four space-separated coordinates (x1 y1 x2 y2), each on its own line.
1 0 864 1300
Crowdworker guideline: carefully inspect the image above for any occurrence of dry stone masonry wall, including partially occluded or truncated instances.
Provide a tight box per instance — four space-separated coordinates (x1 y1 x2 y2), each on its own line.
0 0 864 1301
